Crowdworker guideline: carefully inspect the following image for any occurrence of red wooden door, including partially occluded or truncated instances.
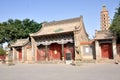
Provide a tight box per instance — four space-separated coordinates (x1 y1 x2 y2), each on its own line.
37 49 46 61
101 43 113 59
49 43 61 60
18 49 22 61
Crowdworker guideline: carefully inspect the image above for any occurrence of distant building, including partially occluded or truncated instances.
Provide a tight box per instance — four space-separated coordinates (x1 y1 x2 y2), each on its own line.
10 38 32 63
94 5 117 60
100 5 110 30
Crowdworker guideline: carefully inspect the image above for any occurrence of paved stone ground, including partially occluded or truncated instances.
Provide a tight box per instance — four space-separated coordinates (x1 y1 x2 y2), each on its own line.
0 63 120 80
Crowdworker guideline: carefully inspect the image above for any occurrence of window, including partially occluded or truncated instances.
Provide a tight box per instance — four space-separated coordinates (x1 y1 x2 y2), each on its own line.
83 46 92 55
85 47 89 53
83 46 89 54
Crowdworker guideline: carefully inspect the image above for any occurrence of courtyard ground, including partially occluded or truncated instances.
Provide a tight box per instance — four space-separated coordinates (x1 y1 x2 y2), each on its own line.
0 63 120 80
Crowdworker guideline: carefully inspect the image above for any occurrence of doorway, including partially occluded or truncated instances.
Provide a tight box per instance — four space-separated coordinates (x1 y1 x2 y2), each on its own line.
101 43 113 59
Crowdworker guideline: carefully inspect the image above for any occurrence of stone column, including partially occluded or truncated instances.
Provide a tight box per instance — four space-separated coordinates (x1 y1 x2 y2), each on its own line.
74 32 81 61
31 37 36 62
95 41 101 59
22 47 25 62
12 48 15 61
5 51 9 64
112 39 117 59
34 43 37 62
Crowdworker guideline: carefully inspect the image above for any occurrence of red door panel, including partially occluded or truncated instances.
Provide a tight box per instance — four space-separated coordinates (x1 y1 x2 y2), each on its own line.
49 43 61 60
101 43 113 59
37 49 46 61
18 49 22 61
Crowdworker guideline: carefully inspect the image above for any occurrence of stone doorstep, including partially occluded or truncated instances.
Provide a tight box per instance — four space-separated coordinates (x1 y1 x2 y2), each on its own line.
36 60 65 64
66 60 73 64
74 59 116 64
24 61 35 64
79 59 117 64
10 60 66 64
10 59 119 64
96 59 115 63
81 59 96 63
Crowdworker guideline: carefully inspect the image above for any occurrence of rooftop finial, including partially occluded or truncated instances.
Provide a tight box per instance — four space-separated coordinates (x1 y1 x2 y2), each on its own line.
101 4 107 11
102 4 106 8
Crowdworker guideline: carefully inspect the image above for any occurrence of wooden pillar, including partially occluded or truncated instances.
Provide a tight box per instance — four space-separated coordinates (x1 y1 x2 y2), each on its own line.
45 45 48 61
62 44 64 61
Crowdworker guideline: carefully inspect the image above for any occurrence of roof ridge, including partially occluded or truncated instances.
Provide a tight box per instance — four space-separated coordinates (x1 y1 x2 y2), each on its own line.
44 16 82 26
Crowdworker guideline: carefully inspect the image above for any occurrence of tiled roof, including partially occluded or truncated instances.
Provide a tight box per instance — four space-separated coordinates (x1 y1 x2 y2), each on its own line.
44 17 81 27
11 38 29 47
30 16 83 36
94 30 115 40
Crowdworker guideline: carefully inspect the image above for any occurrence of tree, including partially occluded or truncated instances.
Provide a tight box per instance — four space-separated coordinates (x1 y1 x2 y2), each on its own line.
0 19 42 45
110 4 120 43
0 48 6 56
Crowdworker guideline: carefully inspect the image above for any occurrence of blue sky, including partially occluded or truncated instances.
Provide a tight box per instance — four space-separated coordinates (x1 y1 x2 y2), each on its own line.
0 0 119 39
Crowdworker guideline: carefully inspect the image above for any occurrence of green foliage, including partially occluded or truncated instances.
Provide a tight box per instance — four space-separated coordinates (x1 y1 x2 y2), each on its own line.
110 4 120 43
0 48 6 56
0 19 42 44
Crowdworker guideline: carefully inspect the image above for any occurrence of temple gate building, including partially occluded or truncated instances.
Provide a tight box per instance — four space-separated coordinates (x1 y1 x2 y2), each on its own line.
30 16 90 63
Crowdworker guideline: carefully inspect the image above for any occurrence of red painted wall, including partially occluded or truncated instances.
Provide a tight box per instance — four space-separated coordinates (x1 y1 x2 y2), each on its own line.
37 43 75 61
0 55 6 60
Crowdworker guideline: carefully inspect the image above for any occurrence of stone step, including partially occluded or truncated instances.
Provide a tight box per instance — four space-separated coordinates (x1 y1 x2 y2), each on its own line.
81 59 96 63
96 59 115 63
36 60 65 64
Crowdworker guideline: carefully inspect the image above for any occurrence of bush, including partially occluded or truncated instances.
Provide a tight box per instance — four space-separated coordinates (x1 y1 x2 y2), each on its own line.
0 48 6 56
